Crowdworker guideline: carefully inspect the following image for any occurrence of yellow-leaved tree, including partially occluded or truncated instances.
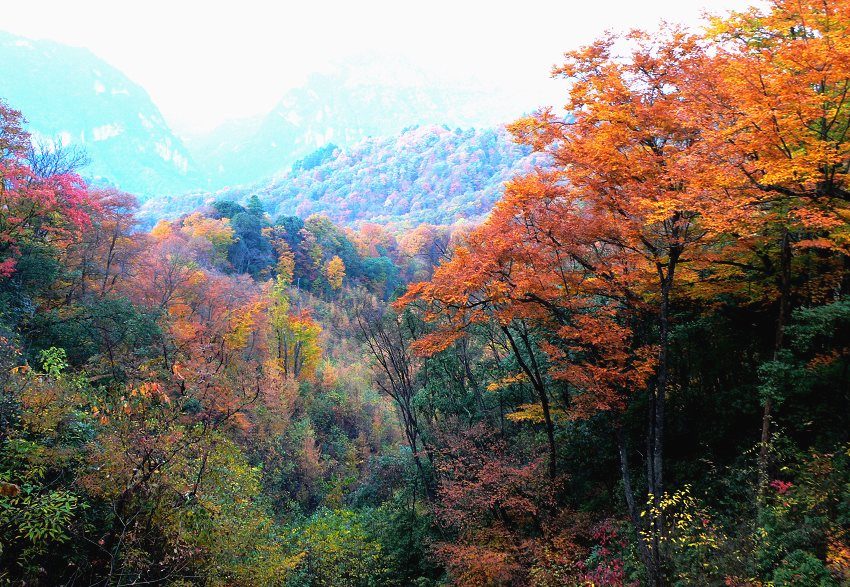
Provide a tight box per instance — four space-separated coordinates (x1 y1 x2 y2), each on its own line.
325 255 345 291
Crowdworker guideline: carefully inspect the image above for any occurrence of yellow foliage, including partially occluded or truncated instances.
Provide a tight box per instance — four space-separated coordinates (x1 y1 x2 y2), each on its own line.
486 372 528 392
325 255 345 290
276 241 296 288
506 403 567 424
180 212 234 264
150 219 173 240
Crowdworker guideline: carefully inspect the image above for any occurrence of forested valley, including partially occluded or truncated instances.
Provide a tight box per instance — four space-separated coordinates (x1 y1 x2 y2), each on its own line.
2 1 850 585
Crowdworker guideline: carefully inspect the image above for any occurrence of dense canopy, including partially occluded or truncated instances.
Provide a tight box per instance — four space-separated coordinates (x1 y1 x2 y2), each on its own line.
2 1 850 585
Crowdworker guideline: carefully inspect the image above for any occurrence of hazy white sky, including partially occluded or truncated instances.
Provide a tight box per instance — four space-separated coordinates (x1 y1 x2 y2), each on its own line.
3 0 755 134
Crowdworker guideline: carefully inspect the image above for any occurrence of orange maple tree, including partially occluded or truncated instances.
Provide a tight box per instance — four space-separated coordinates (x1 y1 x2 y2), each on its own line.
681 0 850 497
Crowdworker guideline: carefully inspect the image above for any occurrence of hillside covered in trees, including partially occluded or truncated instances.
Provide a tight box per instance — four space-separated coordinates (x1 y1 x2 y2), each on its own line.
2 1 850 586
185 58 535 188
141 125 544 227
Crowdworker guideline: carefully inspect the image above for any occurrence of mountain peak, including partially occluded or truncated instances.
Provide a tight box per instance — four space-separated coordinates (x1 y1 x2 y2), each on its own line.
0 30 202 198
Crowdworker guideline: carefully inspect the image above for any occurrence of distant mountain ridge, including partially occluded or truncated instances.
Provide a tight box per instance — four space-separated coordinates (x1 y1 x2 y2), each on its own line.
185 57 531 189
0 31 202 197
1 33 540 223
141 124 547 227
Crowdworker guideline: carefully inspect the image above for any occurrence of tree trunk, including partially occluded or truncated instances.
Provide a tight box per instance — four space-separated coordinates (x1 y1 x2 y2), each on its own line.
617 425 661 586
645 255 678 587
759 228 792 503
502 324 558 479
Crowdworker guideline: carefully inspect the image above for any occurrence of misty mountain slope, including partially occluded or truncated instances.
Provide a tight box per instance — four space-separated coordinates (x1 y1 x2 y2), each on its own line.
142 124 547 226
0 35 541 218
0 31 202 197
188 58 532 189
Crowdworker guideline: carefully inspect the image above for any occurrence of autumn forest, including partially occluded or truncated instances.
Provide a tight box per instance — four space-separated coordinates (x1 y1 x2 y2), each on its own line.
2 1 850 585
